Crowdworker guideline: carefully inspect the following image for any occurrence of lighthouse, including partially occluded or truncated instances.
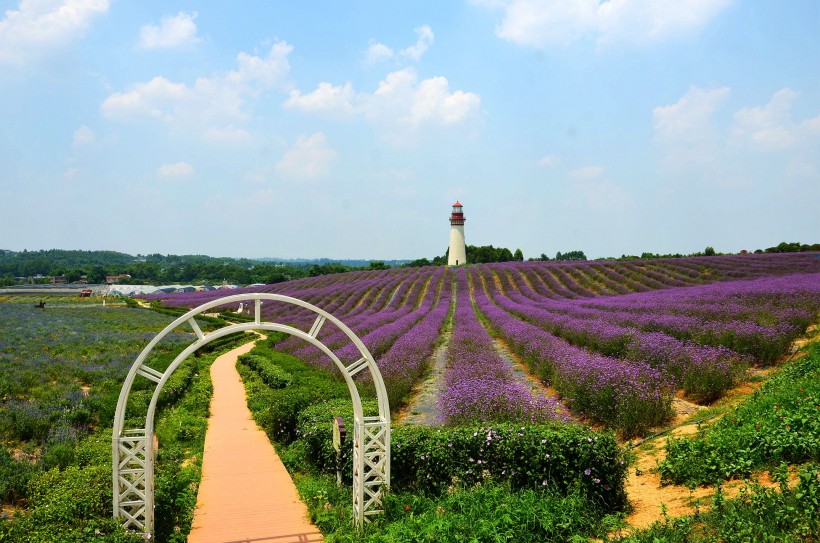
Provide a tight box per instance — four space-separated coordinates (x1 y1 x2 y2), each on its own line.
448 201 467 266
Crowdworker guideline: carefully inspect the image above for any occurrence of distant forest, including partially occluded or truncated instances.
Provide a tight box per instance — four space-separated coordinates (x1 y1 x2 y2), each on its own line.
1 241 816 287
0 249 403 286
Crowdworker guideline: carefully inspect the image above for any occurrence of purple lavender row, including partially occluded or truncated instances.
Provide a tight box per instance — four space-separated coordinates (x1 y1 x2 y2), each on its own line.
436 269 562 426
361 268 452 408
280 271 433 363
476 266 750 400
275 271 428 359
551 274 820 363
260 267 441 408
487 263 818 363
469 268 673 435
276 268 444 370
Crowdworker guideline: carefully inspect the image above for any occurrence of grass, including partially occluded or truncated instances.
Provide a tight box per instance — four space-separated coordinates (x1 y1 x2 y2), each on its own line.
659 341 820 486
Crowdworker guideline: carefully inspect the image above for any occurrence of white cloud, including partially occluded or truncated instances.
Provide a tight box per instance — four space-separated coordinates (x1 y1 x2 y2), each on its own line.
138 11 200 50
285 68 480 136
366 40 394 64
493 0 598 48
652 85 731 171
370 68 481 127
476 0 733 49
366 24 434 63
275 132 337 181
400 25 434 61
731 88 820 150
653 85 820 195
569 165 604 179
202 125 252 144
596 0 734 47
538 154 560 167
102 76 192 121
653 85 730 144
101 41 292 135
72 124 95 146
284 82 357 117
157 161 194 178
0 0 109 65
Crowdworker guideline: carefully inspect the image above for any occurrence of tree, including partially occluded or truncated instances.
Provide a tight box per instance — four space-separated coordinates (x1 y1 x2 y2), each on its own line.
87 265 107 284
765 241 801 253
513 248 524 261
555 250 587 261
704 246 716 256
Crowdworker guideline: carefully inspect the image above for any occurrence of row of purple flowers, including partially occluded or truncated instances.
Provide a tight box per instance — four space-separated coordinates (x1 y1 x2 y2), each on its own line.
436 269 563 425
482 264 818 364
143 253 819 433
475 266 747 401
468 268 673 435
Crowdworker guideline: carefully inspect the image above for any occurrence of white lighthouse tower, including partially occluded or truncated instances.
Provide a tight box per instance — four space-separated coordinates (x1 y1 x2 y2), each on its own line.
448 201 467 266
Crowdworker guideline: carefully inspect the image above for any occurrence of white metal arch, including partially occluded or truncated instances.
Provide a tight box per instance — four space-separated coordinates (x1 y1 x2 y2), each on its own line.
113 293 390 533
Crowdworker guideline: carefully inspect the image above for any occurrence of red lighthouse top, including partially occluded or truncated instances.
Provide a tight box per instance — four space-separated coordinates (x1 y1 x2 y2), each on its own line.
450 201 465 226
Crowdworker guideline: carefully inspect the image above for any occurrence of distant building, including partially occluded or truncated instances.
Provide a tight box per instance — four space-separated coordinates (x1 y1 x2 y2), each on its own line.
105 274 132 284
448 201 467 266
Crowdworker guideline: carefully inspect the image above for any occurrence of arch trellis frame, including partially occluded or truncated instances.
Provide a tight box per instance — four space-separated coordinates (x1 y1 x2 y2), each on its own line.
112 293 390 533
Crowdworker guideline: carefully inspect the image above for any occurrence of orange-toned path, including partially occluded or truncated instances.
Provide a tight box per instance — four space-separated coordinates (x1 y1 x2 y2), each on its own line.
188 340 324 543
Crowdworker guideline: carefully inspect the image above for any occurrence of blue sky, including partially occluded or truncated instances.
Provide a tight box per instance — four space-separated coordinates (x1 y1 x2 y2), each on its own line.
1 1 818 260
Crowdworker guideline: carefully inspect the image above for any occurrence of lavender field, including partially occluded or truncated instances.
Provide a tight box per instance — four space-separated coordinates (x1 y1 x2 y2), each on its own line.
147 253 820 436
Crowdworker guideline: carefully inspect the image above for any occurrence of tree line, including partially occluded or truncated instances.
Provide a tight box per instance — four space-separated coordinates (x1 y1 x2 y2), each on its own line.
0 249 393 286
2 240 815 287
614 241 820 261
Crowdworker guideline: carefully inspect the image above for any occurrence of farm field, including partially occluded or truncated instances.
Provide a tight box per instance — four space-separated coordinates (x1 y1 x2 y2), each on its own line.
0 252 818 541
149 252 820 436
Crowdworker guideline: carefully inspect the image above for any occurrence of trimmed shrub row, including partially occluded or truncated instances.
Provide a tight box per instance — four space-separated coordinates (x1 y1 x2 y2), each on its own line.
237 346 357 443
238 353 293 389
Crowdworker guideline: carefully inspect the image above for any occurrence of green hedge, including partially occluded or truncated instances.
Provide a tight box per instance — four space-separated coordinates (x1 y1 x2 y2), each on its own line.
291 402 627 512
294 398 379 475
0 464 143 542
238 353 293 389
389 424 627 511
297 473 617 543
237 347 356 443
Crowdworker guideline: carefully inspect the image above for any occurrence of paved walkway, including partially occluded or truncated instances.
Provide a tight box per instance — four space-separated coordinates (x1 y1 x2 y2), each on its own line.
188 340 324 543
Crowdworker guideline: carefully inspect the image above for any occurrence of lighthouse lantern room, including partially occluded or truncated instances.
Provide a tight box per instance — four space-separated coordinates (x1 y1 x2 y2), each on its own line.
448 201 467 266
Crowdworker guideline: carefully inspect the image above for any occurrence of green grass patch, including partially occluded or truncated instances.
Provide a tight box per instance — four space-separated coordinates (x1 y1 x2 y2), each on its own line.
660 342 820 486
295 473 621 543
